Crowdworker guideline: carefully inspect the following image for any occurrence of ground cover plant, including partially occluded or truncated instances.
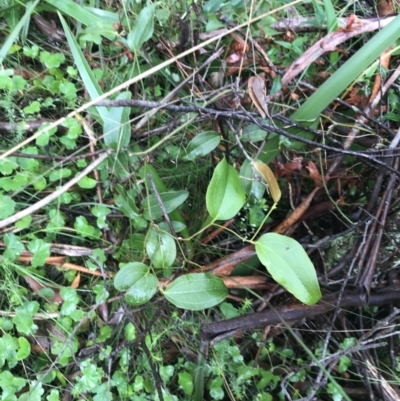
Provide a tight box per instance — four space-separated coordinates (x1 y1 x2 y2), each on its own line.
1 0 400 400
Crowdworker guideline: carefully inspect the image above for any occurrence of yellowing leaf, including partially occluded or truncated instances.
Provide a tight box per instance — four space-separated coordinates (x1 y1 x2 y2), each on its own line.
252 161 281 203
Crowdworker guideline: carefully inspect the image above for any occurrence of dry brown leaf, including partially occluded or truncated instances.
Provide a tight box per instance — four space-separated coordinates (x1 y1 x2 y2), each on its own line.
306 160 324 187
248 75 269 118
71 272 81 289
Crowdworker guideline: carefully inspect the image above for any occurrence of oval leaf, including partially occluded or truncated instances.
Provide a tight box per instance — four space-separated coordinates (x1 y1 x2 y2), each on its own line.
142 190 188 221
114 262 148 291
127 5 154 52
206 157 246 220
125 274 158 306
146 227 176 269
252 161 281 203
255 233 321 305
77 176 97 189
165 273 228 310
183 131 220 160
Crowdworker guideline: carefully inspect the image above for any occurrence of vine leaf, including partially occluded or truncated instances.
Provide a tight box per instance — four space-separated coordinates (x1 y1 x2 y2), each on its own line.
255 233 321 305
206 157 245 220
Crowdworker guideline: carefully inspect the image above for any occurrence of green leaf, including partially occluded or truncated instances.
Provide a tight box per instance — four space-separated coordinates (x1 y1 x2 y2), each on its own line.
125 274 158 306
46 390 60 401
0 193 15 218
127 5 154 52
24 101 41 114
16 337 31 360
183 131 220 160
27 239 51 267
255 233 321 305
114 262 149 291
164 273 228 310
178 371 194 396
323 0 338 33
114 263 158 306
4 233 25 261
91 205 111 229
78 176 97 189
74 216 97 238
146 227 176 269
39 51 65 68
0 0 40 65
49 168 72 182
19 380 44 401
60 287 80 316
0 158 18 175
142 190 189 221
59 81 77 99
58 13 108 123
12 301 39 336
206 157 246 220
103 91 132 148
240 159 265 199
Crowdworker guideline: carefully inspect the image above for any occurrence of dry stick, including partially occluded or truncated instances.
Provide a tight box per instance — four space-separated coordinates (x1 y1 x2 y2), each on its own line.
0 0 305 161
200 290 400 341
357 132 400 295
282 16 397 87
0 151 110 229
304 222 371 400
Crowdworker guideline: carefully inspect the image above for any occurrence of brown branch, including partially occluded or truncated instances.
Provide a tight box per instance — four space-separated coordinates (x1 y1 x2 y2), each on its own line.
200 290 400 341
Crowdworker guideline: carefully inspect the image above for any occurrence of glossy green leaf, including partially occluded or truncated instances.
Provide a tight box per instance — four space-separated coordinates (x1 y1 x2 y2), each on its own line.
183 131 220 160
255 233 321 305
142 190 189 221
125 274 158 306
164 273 228 310
146 227 176 269
114 263 158 306
127 5 154 52
206 157 246 220
114 262 148 291
103 91 132 148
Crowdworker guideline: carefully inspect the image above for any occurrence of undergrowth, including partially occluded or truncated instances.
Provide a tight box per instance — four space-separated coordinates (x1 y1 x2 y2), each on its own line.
1 0 400 400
